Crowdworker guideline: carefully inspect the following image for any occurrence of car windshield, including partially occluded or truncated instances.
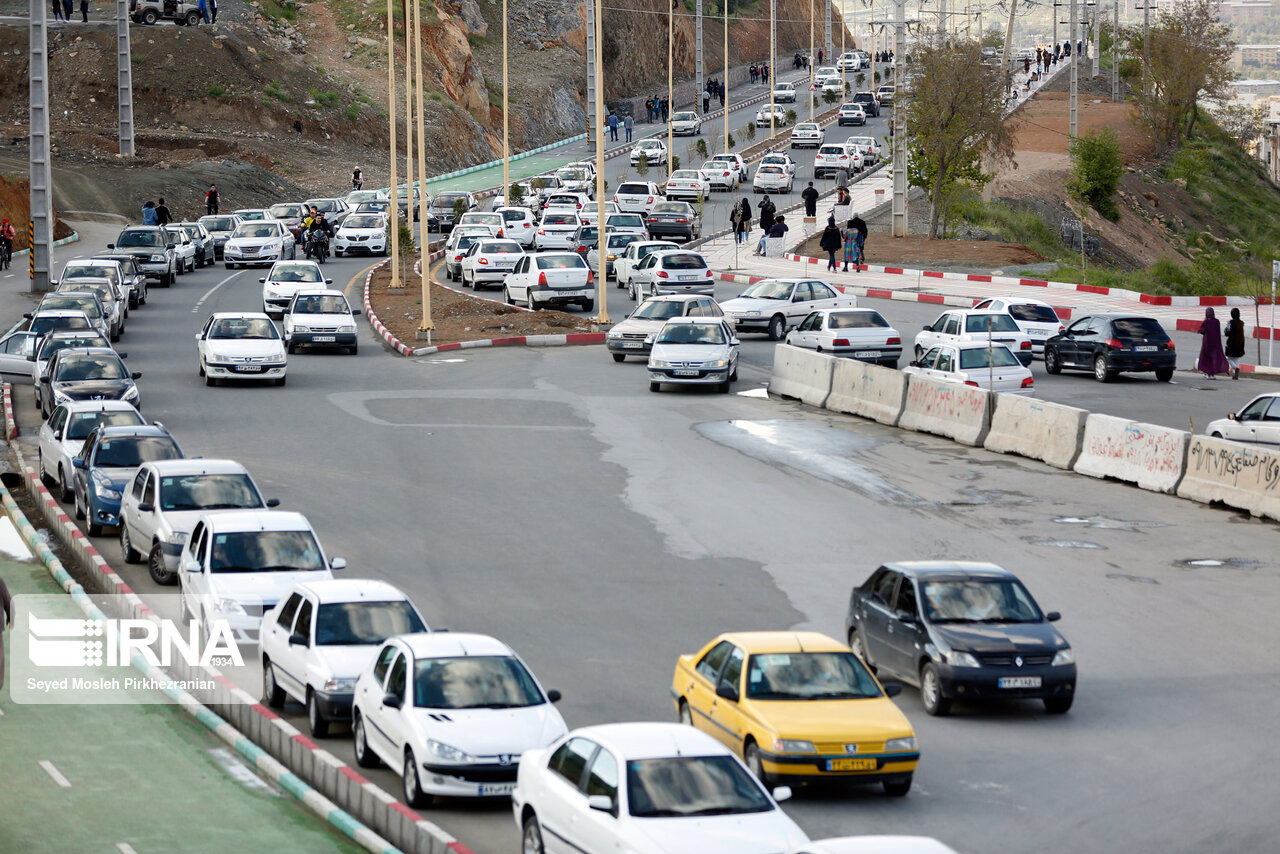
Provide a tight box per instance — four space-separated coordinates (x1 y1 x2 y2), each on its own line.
964 314 1020 333
639 244 675 259
314 601 426 646
670 171 701 180
454 236 482 251
201 217 237 231
395 188 417 200
234 224 277 239
1007 304 1060 323
500 209 528 222
209 318 279 340
1113 318 1168 338
348 191 381 202
31 316 90 335
356 202 389 212
672 112 696 121
608 234 641 249
270 205 305 218
633 300 693 320
92 436 181 468
344 215 383 230
958 346 1020 369
209 530 325 573
433 193 468 208
461 214 501 225
851 138 873 146
657 323 725 344
54 353 127 381
159 473 262 511
58 283 111 304
236 211 267 220
63 265 117 282
536 255 587 270
270 265 323 283
556 169 587 181
829 311 889 329
662 254 705 270
922 579 1044 623
480 241 522 254
309 201 339 212
626 755 772 818
66 410 143 441
41 298 101 319
116 230 162 248
37 334 108 362
292 295 350 314
412 655 544 709
819 146 844 155
745 651 882 700
650 204 686 214
181 226 202 239
609 215 645 226
739 280 794 300
795 123 817 130
618 183 652 195
759 167 783 175
576 228 599 242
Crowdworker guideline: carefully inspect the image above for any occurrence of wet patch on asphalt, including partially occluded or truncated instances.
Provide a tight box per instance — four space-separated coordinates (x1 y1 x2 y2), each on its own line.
1052 515 1166 532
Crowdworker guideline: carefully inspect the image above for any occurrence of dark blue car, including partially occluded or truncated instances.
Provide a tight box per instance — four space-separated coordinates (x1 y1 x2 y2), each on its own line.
73 424 184 536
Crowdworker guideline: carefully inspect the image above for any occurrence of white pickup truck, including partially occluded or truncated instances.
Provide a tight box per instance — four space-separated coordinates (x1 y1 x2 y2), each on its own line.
720 278 859 340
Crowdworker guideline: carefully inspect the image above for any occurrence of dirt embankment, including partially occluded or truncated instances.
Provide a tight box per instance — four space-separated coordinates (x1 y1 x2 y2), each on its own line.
0 175 73 250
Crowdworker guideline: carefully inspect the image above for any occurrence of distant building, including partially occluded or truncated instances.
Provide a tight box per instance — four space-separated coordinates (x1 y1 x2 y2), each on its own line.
1217 0 1273 23
1235 44 1280 69
1234 78 1280 96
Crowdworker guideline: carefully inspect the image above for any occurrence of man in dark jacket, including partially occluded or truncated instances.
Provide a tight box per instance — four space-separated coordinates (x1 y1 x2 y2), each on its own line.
155 197 172 225
755 214 788 255
801 182 819 218
757 196 776 232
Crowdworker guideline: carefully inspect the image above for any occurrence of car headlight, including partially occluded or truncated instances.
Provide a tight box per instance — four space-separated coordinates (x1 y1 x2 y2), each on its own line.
264 355 287 365
1052 648 1075 666
322 677 357 693
772 739 816 754
885 736 918 752
123 386 139 401
150 254 167 262
338 324 356 333
96 485 123 500
163 531 189 546
649 359 671 369
702 358 728 368
743 311 761 318
426 739 475 763
946 650 981 668
53 390 71 405
215 597 246 615
292 324 311 333
607 330 623 340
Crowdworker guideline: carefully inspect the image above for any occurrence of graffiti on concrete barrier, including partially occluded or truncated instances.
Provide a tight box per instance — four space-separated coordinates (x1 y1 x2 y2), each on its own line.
1188 441 1280 492
906 379 985 419
1083 423 1184 476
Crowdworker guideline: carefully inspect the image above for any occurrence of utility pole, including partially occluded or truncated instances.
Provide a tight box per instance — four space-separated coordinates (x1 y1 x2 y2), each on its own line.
723 0 729 152
1001 0 1017 94
501 0 510 208
29 0 53 293
586 0 596 144
667 0 674 178
1053 0 1058 63
825 0 832 62
414 0 431 337
809 0 815 121
1069 0 1078 139
1092 1 1100 78
402 0 414 239
892 0 907 237
385 0 400 288
592 0 609 324
770 0 777 136
116 0 134 156
1111 0 1119 101
696 0 704 114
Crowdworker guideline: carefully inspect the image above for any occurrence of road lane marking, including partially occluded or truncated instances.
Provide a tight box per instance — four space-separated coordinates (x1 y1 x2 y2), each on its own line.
191 271 243 313
343 261 382 300
117 844 140 854
39 759 72 788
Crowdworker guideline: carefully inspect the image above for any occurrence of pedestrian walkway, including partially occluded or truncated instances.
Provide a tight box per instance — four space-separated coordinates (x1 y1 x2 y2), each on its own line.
0 554 366 854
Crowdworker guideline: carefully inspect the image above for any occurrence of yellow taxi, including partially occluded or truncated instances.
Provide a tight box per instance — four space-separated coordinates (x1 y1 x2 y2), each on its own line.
670 631 919 796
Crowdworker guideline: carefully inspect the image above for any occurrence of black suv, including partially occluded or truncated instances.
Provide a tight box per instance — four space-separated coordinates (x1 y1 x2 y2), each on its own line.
1044 314 1176 382
852 91 880 118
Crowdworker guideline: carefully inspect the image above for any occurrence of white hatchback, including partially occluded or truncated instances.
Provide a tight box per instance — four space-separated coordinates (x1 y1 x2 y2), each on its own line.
460 239 525 290
790 122 825 149
614 240 679 290
663 170 710 203
352 632 566 806
628 250 714 300
1206 393 1280 446
905 341 1035 395
196 312 288 387
630 138 668 166
612 182 665 215
914 309 1034 365
752 164 793 194
534 212 582 251
504 252 595 312
495 206 537 246
972 296 1065 355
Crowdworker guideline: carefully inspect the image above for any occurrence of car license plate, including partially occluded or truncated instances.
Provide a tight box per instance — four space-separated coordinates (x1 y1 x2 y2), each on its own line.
679 275 696 281
478 783 516 797
674 369 700 377
233 365 258 372
853 350 880 358
623 342 643 349
1030 330 1048 337
1135 345 1157 352
313 335 335 342
998 676 1042 689
827 758 877 772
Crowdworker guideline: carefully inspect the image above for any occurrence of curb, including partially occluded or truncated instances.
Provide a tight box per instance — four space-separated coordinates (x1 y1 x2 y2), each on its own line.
3 384 14 440
9 228 80 258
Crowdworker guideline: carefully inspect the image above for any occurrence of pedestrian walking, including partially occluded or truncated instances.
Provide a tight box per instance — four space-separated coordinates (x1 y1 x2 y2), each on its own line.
607 111 619 142
703 90 711 113
624 113 633 142
0 573 11 694
1024 56 1031 75
1197 307 1231 379
199 0 209 23
79 0 87 21
62 0 72 21
205 184 220 215
51 0 64 21
801 181 819 218
818 48 824 65
717 84 724 107
661 96 670 121
732 197 752 244
758 196 776 233
851 211 868 251
209 0 218 22
141 200 158 225
819 216 842 271
762 64 769 84
155 197 172 226
841 218 862 272
835 164 850 192
1224 306 1247 380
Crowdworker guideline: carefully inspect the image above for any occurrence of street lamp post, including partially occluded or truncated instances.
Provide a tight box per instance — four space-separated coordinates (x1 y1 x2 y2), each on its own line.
668 0 674 179
593 0 609 325
385 0 400 288
770 0 776 138
403 0 414 252
809 0 815 122
414 0 432 337
502 0 510 201
723 0 729 153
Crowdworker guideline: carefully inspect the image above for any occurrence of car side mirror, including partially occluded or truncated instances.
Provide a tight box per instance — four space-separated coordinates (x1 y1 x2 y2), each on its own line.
118 353 127 359
40 375 51 383
73 457 86 468
166 244 176 250
382 693 403 710
137 502 154 513
730 338 740 346
351 308 361 316
258 278 266 283
289 631 310 647
587 794 616 815
106 243 115 249
547 689 562 703
909 360 919 368
195 333 203 340
881 681 903 697
1046 611 1062 622
330 557 347 571
1228 413 1237 421
23 313 32 319
265 498 280 508
131 372 142 380
715 683 738 702
325 279 333 285
922 324 933 332
897 612 918 624
772 786 793 803
183 558 200 573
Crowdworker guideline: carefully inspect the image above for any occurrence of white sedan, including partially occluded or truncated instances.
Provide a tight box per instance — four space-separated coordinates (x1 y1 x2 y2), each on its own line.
513 723 807 854
785 308 903 367
260 260 332 317
282 288 359 354
790 122 825 148
972 296 1065 355
333 213 388 257
196 312 288 386
628 249 714 300
224 220 296 269
721 278 859 340
534 212 582 250
648 316 740 394
759 152 798 176
752 164 793 194
630 138 668 166
847 136 882 165
614 240 679 291
38 400 144 502
260 578 429 737
914 309 1034 365
662 170 711 203
699 159 739 192
755 105 789 127
164 225 197 275
504 252 595 312
1206 393 1280 445
670 110 702 135
460 239 525 290
905 341 1035 395
607 294 731 361
352 632 566 806
774 81 798 102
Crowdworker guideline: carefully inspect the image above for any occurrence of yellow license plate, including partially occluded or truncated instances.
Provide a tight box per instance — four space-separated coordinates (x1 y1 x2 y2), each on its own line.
827 758 877 772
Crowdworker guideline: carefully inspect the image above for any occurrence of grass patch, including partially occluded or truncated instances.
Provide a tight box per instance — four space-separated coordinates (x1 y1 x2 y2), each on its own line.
346 103 362 122
954 196 1059 259
204 83 230 98
259 0 296 22
263 81 290 102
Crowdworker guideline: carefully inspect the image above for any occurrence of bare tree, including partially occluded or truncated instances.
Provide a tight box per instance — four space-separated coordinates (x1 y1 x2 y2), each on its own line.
1217 103 1267 148
900 35 1015 239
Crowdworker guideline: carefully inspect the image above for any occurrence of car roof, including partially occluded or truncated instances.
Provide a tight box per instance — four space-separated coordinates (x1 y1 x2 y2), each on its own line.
882 560 1017 580
646 294 710 304
44 329 108 340
32 309 90 318
716 631 847 654
292 578 410 604
394 631 511 658
141 458 250 477
200 510 312 533
569 722 733 760
57 346 118 358
95 424 171 439
59 399 140 414
985 295 1052 307
209 311 274 321
661 316 720 326
291 288 346 298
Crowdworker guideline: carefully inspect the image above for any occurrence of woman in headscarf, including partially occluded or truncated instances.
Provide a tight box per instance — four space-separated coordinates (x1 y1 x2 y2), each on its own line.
842 218 860 273
757 196 776 233
734 198 752 244
1196 307 1231 379
819 216 843 272
1224 306 1246 380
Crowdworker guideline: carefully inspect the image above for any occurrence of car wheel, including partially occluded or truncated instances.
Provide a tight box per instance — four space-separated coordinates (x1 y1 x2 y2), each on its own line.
744 740 771 785
286 341 296 355
142 8 157 23
349 343 358 355
649 381 661 393
275 376 286 386
581 299 594 312
120 524 141 564
522 814 546 854
1155 367 1173 382
74 489 86 520
628 282 637 301
766 314 786 341
611 353 626 363
504 287 514 305
148 543 175 585
262 659 286 708
1045 347 1062 374
718 379 730 393
37 450 53 488
1044 694 1074 714
352 712 381 768
205 366 216 387
920 662 952 716
677 699 692 725
403 749 434 808
444 267 452 281
88 520 103 537
1211 431 1224 439
883 775 913 797
58 467 74 503
307 690 331 738
848 629 875 672
1093 354 1113 383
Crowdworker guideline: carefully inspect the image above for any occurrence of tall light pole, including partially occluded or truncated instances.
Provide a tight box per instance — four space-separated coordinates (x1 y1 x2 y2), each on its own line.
809 0 815 121
723 0 729 153
1092 1 1101 78
891 0 906 237
502 0 510 201
403 0 414 242
696 0 704 115
116 0 134 157
592 0 609 324
668 0 675 178
385 0 400 288
414 0 432 337
1111 0 1119 101
29 0 53 293
1069 0 1078 139
770 0 776 137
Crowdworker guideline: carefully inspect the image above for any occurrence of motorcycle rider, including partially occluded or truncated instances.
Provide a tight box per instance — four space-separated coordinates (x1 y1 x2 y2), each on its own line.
351 167 363 191
305 210 334 260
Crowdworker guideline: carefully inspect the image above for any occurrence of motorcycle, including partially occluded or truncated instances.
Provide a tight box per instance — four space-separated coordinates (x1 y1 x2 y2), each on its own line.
307 230 331 264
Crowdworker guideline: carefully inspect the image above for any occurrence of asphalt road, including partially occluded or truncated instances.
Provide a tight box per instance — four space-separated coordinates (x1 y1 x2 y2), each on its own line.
11 219 1280 854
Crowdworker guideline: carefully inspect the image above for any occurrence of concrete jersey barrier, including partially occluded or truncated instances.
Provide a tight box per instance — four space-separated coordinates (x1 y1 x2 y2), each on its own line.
983 394 1088 470
897 375 991 446
826 359 906 426
1073 413 1189 494
768 344 835 408
1177 436 1280 522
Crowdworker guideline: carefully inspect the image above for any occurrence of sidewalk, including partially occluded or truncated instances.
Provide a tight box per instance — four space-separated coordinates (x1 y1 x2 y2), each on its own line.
0 553 366 854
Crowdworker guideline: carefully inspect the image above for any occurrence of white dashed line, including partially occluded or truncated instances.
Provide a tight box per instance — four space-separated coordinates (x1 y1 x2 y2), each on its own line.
38 759 71 788
116 844 140 854
192 271 242 313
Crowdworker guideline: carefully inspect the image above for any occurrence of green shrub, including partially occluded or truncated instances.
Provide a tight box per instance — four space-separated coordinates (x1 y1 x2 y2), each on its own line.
346 103 361 122
1067 128 1124 221
264 81 289 102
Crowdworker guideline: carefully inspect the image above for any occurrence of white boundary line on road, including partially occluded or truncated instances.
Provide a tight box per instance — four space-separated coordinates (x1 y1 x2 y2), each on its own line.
38 759 72 788
191 271 243 314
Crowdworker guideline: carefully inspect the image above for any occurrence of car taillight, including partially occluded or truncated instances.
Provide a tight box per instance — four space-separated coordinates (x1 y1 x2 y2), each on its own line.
657 271 669 278
586 270 594 283
577 246 587 253
607 254 616 261
1164 340 1176 349
675 218 688 223
478 257 489 264
454 254 463 260
538 272 548 285
648 217 659 222
1021 376 1035 389
964 381 980 387
647 197 655 204
576 203 582 208
497 229 504 237
887 336 901 345
1058 325 1066 334
833 338 850 347
723 171 731 176
704 270 713 277
1020 341 1031 350
840 155 848 160
537 229 545 235
1104 338 1123 349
